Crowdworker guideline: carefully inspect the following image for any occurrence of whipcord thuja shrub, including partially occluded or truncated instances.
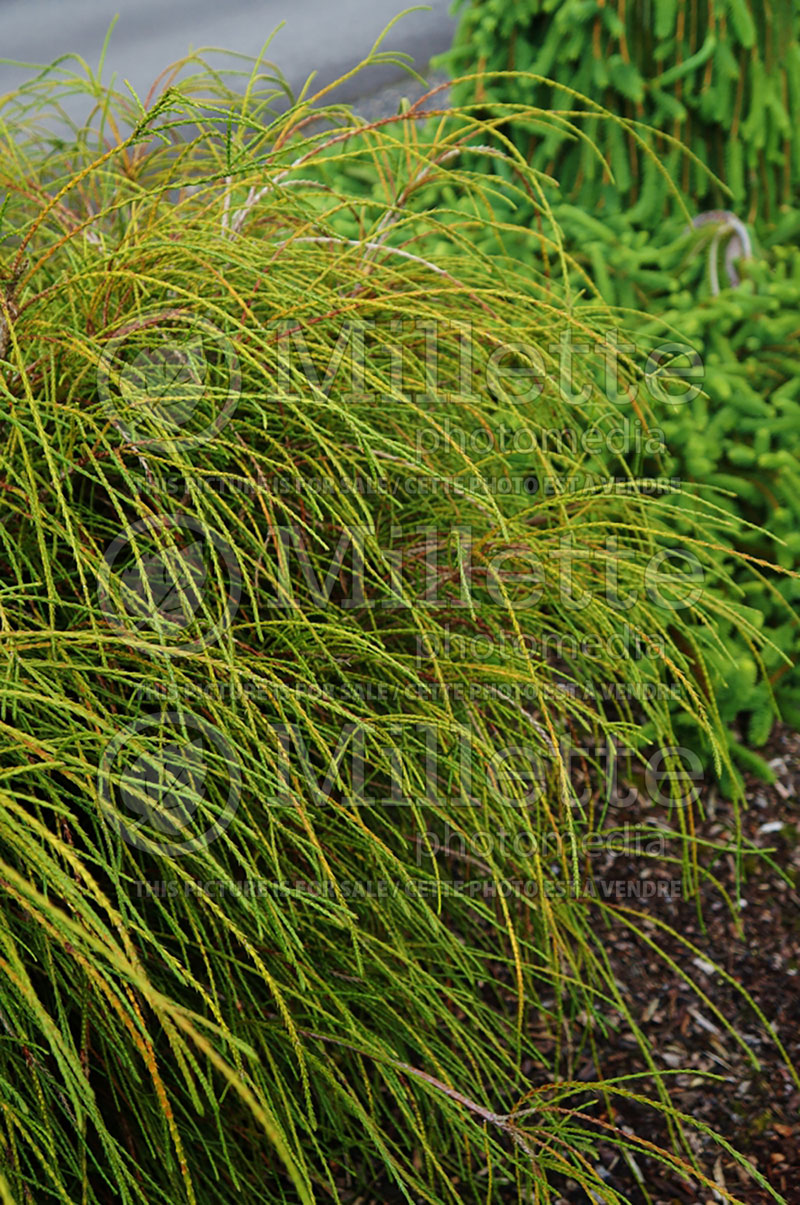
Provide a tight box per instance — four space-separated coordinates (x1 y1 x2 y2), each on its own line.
0 46 794 1205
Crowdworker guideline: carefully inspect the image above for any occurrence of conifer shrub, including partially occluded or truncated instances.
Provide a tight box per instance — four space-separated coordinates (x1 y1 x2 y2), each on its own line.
0 49 793 1204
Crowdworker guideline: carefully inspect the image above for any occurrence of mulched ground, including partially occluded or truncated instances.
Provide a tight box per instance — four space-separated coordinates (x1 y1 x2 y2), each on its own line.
553 724 800 1204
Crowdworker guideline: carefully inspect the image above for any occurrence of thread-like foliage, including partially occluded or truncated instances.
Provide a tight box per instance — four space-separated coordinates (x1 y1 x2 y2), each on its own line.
0 47 793 1205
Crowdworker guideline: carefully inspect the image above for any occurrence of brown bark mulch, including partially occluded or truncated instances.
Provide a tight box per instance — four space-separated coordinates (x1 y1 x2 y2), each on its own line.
554 725 800 1204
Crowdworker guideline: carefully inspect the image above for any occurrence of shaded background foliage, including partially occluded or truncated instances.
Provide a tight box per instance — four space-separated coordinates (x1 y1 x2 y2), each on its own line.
436 0 800 768
441 0 800 223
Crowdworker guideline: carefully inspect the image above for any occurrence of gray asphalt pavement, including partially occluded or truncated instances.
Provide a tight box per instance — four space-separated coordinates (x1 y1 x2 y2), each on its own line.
0 0 458 113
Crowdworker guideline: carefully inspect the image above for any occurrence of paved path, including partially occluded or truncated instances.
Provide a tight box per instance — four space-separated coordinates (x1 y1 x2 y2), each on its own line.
0 0 457 113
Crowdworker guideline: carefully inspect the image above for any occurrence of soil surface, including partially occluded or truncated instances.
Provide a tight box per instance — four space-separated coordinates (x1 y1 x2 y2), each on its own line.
553 724 800 1205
